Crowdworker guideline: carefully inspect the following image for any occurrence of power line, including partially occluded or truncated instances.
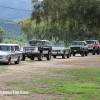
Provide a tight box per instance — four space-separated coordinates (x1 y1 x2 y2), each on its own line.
0 5 31 12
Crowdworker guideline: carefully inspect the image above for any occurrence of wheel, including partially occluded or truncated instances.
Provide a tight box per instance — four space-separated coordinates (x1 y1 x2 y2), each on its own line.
81 51 84 57
70 53 71 57
62 52 65 58
38 53 42 61
15 57 20 64
30 56 34 60
85 51 87 56
53 55 56 58
47 52 51 60
73 53 75 56
67 53 70 58
7 57 11 65
97 49 99 55
21 54 25 61
92 49 95 55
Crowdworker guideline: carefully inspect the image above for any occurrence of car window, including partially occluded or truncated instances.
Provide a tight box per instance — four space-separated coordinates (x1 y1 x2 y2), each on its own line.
43 41 47 45
15 46 19 51
72 42 84 45
11 46 14 52
0 46 10 51
52 43 65 47
86 41 95 44
29 41 43 45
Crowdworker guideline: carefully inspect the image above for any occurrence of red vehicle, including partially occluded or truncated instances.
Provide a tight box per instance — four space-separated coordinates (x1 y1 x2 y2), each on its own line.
86 40 100 55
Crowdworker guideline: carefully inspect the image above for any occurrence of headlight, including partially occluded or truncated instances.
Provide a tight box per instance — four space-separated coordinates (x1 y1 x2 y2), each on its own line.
88 46 93 48
80 47 82 49
34 47 38 51
61 50 63 52
3 56 8 60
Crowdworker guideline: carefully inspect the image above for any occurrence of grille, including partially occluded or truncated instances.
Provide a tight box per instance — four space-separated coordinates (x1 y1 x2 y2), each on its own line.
52 50 61 52
23 47 35 50
71 47 80 50
0 56 3 58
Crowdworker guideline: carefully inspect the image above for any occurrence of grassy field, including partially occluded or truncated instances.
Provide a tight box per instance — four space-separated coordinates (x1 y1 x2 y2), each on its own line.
20 67 100 100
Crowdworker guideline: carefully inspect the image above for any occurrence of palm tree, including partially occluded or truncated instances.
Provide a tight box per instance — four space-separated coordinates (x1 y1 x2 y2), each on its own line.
0 27 5 43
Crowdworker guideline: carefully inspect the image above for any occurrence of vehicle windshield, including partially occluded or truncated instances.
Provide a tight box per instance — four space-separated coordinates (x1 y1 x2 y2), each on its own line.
86 41 95 44
52 43 65 47
0 46 10 51
71 42 84 45
28 41 43 45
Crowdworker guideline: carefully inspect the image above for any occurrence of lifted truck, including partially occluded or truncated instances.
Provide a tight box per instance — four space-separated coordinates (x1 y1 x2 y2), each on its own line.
86 40 100 55
21 40 52 61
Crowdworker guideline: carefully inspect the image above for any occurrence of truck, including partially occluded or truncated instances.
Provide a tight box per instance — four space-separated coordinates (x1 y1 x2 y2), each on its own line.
52 43 71 58
21 40 52 61
86 40 100 55
70 41 88 57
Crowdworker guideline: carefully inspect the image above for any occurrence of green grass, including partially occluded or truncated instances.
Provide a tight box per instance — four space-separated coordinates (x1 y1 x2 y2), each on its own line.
0 66 9 74
4 81 25 85
21 67 100 100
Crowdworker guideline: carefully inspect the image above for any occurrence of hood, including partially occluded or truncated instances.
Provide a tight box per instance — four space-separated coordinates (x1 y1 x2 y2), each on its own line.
70 45 83 47
23 45 39 48
0 51 10 56
87 44 94 46
52 47 65 50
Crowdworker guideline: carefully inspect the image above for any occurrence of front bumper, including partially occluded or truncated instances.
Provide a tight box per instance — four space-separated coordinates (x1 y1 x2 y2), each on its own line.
0 59 8 63
22 51 39 54
52 52 63 55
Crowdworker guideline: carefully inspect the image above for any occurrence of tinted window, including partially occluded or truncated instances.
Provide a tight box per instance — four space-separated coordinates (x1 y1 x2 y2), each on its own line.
0 46 10 51
52 43 65 47
15 46 19 51
86 41 95 44
71 42 84 45
29 41 43 45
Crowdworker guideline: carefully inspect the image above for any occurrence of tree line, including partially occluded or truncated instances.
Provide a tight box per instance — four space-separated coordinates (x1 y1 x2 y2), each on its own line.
17 0 100 45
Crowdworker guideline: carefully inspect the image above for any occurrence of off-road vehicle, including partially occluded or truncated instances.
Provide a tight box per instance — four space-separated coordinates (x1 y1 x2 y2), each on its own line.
70 41 88 57
21 40 52 61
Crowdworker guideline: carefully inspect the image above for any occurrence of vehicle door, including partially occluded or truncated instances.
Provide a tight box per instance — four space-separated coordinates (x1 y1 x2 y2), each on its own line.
11 46 16 61
84 42 88 51
95 41 99 49
42 41 48 54
15 46 20 59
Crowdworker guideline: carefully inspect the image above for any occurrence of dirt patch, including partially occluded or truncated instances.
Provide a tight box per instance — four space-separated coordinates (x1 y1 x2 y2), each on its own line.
0 54 100 100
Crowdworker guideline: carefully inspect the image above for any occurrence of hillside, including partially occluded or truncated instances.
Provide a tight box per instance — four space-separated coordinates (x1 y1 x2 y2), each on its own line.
0 18 21 35
0 0 32 21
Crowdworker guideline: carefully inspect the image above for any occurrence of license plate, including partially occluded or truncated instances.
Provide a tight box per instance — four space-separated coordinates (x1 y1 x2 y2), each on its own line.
74 50 76 52
27 52 30 53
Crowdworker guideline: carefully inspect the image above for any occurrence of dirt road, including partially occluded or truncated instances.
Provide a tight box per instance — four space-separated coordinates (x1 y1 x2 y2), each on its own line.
0 53 100 100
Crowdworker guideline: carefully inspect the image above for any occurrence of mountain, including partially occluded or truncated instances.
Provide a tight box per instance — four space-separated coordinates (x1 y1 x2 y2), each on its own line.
0 18 21 35
0 0 33 21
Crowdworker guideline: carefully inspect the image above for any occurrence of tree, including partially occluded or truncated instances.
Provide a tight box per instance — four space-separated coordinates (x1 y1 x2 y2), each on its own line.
0 27 5 43
17 18 32 41
31 0 100 42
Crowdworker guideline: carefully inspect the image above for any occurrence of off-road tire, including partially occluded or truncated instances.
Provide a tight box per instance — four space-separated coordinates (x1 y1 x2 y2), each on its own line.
38 53 42 61
81 51 84 57
47 52 51 60
73 53 75 56
67 53 70 58
92 49 95 55
97 49 99 55
85 51 88 56
21 54 25 61
62 52 65 59
53 55 56 58
30 56 34 60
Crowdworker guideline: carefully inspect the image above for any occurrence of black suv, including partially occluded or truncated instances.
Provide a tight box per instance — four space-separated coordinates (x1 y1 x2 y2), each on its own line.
21 40 52 61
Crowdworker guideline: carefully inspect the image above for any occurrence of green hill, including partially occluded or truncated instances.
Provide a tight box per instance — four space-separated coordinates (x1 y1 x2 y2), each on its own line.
0 18 21 36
